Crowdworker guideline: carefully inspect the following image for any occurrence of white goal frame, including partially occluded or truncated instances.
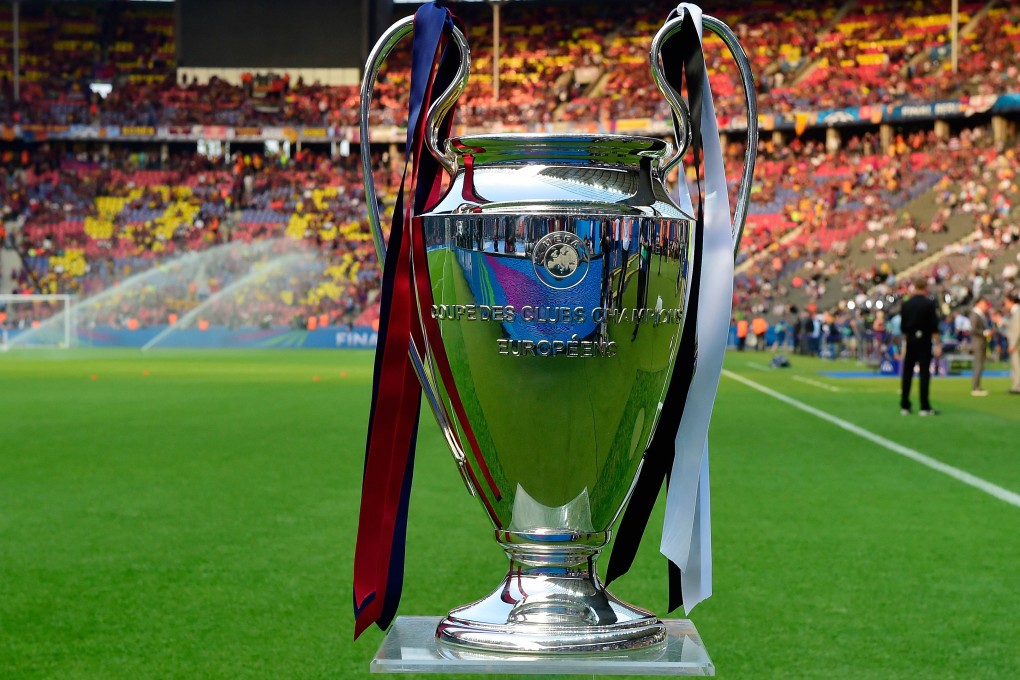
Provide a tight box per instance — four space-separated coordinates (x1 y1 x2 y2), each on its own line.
0 293 75 350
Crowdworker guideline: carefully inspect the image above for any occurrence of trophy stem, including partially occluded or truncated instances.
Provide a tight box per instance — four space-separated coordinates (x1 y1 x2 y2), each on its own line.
436 531 666 654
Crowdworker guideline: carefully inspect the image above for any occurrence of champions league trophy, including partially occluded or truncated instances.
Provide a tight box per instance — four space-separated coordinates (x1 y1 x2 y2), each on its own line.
356 2 757 661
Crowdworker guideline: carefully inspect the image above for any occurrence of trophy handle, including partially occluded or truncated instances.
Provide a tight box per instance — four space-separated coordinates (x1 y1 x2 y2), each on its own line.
649 19 693 183
360 15 470 263
424 27 471 180
360 16 478 497
650 12 759 254
704 14 758 253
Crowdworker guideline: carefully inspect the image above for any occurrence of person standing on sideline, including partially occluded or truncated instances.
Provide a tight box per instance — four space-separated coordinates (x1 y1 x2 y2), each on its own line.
736 316 749 351
969 298 991 397
773 318 788 350
872 310 887 359
752 316 768 351
795 309 810 355
1006 294 1020 394
810 314 822 356
888 310 902 347
899 278 942 415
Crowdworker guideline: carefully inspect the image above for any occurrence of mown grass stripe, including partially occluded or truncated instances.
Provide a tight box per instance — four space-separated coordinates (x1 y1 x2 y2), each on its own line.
723 369 1020 509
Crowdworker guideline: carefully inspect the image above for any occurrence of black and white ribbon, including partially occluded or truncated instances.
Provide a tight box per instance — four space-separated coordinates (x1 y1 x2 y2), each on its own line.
660 3 734 612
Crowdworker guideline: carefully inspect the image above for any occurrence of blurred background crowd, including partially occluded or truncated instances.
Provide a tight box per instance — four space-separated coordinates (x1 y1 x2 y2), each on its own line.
1 0 1018 357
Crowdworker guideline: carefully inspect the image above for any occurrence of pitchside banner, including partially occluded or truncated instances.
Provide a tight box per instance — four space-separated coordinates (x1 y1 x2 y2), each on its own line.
20 325 380 349
6 93 1020 143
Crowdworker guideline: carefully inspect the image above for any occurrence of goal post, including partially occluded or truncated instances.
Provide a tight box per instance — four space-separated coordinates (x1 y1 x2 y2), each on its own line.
0 294 75 350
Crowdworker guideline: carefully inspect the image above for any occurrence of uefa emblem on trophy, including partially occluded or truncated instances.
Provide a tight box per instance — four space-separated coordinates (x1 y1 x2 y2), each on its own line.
532 231 590 288
355 1 757 658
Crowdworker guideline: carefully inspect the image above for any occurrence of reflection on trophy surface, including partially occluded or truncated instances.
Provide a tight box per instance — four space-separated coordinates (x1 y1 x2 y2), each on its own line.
359 2 757 655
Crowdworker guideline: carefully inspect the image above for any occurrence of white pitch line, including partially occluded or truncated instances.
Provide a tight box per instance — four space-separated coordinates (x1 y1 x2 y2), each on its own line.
723 369 1020 509
744 361 770 371
792 375 841 392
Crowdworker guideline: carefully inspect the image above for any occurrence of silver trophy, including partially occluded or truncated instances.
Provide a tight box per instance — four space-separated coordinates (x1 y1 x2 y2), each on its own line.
361 9 757 654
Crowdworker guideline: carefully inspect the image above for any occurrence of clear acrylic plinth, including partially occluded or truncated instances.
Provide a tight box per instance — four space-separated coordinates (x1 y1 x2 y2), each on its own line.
370 616 714 677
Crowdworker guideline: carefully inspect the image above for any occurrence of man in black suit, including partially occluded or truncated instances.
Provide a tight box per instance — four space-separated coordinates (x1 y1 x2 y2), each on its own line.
899 278 942 415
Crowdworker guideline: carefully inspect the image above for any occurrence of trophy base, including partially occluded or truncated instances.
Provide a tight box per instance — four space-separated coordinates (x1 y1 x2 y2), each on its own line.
436 539 666 654
438 608 665 655
373 616 714 675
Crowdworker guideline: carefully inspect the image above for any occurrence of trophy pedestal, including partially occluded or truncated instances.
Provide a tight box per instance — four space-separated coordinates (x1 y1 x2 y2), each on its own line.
425 531 669 654
371 616 714 677
436 567 665 653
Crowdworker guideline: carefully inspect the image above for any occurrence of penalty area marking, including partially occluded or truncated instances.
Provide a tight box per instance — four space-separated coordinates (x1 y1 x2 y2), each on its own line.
792 375 841 392
723 369 1020 509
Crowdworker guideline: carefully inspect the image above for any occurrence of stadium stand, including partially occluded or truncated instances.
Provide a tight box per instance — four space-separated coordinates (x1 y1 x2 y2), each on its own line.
3 1 1018 129
2 146 381 329
1 0 1018 348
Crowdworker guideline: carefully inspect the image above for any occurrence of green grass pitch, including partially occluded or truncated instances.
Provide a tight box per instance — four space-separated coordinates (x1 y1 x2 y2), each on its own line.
1 349 1018 678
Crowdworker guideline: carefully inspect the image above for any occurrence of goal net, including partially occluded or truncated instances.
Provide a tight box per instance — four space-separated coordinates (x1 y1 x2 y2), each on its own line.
0 294 75 350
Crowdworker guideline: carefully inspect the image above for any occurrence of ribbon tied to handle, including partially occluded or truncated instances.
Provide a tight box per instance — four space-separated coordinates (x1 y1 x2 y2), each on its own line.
607 3 734 615
354 1 464 639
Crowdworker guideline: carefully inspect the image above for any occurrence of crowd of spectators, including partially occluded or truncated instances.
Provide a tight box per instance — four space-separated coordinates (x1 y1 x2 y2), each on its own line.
3 1 1020 133
729 125 1019 362
1 144 386 330
3 0 1020 338
777 1 986 111
7 119 1016 337
737 292 1018 369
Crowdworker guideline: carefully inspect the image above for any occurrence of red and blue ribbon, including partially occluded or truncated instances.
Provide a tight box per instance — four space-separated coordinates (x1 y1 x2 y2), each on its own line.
354 1 461 639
